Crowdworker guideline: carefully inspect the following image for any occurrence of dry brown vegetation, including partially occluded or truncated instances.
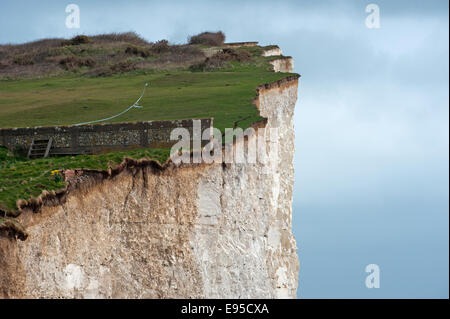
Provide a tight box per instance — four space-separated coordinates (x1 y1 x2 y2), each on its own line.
59 55 96 71
188 31 225 46
62 35 91 46
190 48 252 71
0 32 211 79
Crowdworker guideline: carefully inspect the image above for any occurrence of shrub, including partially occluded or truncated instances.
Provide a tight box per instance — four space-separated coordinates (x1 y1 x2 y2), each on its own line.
70 35 90 45
125 40 169 57
51 170 63 183
125 45 151 58
219 48 251 62
59 55 95 70
13 55 34 65
63 35 91 46
189 48 251 71
188 31 225 46
91 32 148 46
0 32 217 79
151 40 169 53
110 60 136 73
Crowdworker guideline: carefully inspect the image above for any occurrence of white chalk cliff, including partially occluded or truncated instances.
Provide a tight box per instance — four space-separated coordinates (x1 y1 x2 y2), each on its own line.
0 47 300 299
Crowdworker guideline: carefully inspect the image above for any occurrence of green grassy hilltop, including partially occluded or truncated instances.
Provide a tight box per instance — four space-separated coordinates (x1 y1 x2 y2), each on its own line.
0 32 295 213
0 68 287 132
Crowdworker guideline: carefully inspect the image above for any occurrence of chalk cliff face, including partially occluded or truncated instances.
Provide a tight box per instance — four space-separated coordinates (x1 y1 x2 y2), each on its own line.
270 58 295 73
0 74 299 299
262 46 283 57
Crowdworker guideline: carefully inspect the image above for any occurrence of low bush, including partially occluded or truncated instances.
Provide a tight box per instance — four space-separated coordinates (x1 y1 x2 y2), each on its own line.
63 35 91 46
91 32 148 46
59 55 95 70
220 48 251 62
125 40 170 57
190 48 251 71
13 54 34 65
125 45 151 58
110 60 136 73
0 31 234 78
151 40 169 53
188 31 225 46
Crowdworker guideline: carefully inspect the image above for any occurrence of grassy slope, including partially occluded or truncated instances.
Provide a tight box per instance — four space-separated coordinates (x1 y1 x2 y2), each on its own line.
0 66 290 132
0 41 296 213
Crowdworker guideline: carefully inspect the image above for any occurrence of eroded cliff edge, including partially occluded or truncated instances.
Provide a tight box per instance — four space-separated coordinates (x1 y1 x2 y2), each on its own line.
0 75 300 298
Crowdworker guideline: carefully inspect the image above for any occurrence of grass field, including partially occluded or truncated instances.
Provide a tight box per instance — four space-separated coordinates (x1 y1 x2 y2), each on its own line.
0 66 290 132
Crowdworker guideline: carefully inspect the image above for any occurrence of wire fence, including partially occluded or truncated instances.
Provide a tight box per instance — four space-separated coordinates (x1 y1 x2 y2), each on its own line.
73 82 149 126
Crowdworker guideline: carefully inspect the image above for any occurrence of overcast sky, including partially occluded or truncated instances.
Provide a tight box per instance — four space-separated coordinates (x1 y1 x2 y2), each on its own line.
0 0 448 298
